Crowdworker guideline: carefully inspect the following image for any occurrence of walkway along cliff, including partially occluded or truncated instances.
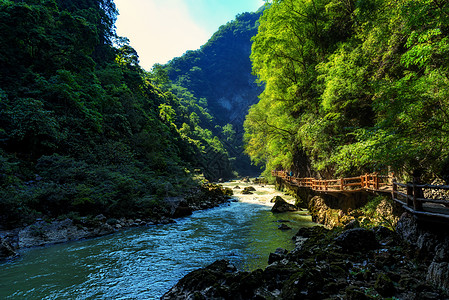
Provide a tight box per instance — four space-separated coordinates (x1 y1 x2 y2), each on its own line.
272 170 449 227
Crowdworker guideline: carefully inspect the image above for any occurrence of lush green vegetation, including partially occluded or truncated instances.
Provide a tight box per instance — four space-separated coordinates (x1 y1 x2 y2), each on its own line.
163 10 264 176
245 0 449 181
0 0 233 228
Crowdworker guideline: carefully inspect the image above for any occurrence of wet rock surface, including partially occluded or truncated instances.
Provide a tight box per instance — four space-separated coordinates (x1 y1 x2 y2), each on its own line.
163 219 448 299
242 186 256 194
271 196 297 213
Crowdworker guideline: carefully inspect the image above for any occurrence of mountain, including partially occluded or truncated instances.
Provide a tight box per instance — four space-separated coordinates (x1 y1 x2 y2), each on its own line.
163 10 265 176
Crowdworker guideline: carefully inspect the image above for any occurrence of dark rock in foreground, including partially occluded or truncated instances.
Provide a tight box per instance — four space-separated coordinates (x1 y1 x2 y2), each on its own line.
271 196 297 213
268 247 288 264
334 228 378 252
163 217 448 299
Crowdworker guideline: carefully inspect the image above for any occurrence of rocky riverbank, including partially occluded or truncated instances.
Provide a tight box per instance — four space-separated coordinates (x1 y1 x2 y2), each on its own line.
162 212 448 299
0 183 233 260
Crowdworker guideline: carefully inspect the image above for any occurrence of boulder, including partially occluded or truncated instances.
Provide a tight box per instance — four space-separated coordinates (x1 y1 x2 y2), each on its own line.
374 273 395 297
241 187 253 195
162 260 237 299
172 205 193 218
344 219 360 230
278 224 292 230
334 228 378 252
271 197 297 213
233 185 241 189
0 237 17 259
270 196 283 203
427 261 449 292
94 214 107 222
242 186 256 195
268 248 288 264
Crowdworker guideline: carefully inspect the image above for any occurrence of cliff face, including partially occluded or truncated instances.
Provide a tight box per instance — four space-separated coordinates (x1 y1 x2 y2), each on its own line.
164 11 265 175
396 213 449 292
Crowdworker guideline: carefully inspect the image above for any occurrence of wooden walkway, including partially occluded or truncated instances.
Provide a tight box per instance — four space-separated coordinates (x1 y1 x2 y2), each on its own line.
271 170 391 193
272 170 449 221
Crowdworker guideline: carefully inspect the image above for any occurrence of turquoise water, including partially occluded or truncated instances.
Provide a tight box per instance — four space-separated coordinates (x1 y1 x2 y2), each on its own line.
0 200 315 299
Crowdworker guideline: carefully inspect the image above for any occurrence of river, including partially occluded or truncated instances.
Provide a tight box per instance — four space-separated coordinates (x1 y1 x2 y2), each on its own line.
0 181 316 299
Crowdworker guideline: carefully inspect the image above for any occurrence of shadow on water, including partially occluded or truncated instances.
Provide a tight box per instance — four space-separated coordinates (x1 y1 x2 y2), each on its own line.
0 189 316 299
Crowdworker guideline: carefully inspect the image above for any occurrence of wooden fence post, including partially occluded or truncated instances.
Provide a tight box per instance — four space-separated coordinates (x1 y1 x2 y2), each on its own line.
406 183 413 207
413 182 423 210
392 180 397 201
340 178 344 191
373 173 379 190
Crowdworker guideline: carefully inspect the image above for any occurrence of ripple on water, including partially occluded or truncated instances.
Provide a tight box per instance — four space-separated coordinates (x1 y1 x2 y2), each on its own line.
0 183 316 299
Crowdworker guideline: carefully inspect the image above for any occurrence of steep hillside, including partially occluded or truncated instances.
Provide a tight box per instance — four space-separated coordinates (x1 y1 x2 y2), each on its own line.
164 10 264 176
0 0 232 228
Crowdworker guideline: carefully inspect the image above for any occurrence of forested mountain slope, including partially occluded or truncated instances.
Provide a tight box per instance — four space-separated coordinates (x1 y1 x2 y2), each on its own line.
162 10 265 176
0 0 232 228
245 0 449 182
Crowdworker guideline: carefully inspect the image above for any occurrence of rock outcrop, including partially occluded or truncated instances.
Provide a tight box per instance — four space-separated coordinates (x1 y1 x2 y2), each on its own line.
163 226 447 299
397 212 449 292
334 228 378 252
0 236 17 259
271 196 297 213
241 186 256 195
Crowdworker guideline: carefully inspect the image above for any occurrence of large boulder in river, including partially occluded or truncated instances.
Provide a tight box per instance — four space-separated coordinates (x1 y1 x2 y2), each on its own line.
242 186 256 194
162 260 237 299
271 197 297 213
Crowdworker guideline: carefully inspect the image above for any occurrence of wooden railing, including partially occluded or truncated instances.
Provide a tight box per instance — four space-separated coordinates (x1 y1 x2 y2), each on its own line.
271 170 391 192
392 181 449 213
272 170 449 219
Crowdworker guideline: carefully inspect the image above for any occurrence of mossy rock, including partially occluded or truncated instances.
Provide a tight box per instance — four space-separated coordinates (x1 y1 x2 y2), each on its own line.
374 273 395 297
345 285 372 300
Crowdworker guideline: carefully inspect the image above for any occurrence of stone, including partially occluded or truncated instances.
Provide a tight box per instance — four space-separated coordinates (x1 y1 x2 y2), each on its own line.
268 248 288 264
172 205 193 218
242 186 256 194
334 228 378 252
396 212 420 245
278 224 292 230
427 261 449 292
344 219 360 230
0 238 17 259
271 197 297 213
241 188 253 195
374 273 395 297
233 186 241 189
270 196 283 203
345 285 370 300
161 260 237 299
94 214 106 222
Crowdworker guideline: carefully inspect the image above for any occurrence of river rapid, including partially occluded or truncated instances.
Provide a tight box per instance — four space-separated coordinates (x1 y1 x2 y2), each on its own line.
0 181 316 299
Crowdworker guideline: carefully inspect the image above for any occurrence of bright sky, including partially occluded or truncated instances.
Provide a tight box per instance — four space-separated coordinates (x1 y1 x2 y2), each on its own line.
114 0 265 71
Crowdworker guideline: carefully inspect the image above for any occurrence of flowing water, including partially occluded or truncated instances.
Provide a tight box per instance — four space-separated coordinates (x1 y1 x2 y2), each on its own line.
0 182 316 299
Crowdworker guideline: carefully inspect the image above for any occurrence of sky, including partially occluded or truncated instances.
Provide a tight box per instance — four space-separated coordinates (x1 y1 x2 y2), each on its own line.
114 0 265 71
